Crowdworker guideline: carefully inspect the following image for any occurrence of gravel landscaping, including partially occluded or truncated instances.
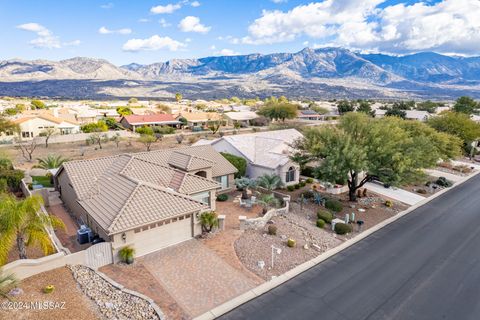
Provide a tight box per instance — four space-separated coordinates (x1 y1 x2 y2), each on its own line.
69 265 161 320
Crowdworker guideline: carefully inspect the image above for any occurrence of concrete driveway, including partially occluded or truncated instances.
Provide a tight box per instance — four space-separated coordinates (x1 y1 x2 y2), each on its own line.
141 239 256 317
365 182 425 205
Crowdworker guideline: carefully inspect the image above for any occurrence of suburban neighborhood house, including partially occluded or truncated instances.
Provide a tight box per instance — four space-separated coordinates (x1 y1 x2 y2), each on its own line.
195 129 303 186
12 114 80 139
54 145 237 258
119 114 180 131
224 111 259 126
177 112 224 129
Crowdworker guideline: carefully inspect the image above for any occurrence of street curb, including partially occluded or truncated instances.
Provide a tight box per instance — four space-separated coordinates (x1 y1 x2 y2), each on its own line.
194 169 480 320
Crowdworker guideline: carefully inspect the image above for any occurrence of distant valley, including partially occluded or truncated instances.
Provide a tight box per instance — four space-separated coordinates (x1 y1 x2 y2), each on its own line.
1 47 480 100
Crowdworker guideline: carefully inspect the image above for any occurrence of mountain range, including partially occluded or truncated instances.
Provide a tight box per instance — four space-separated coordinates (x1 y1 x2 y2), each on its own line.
1 47 480 100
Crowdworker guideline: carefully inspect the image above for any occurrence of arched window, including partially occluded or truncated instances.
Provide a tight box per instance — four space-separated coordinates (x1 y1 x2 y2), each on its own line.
285 166 295 183
195 171 207 178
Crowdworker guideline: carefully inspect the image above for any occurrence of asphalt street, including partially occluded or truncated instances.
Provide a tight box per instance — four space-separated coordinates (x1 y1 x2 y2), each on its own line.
221 174 480 320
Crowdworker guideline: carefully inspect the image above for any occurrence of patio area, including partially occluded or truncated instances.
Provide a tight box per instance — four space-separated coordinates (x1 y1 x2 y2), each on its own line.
48 203 90 253
215 190 263 230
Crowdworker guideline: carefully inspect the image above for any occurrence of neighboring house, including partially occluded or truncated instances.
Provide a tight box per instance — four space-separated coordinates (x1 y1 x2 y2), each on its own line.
375 109 431 121
12 114 80 139
195 129 303 186
224 111 258 126
54 145 237 258
176 112 225 129
297 110 323 121
119 114 180 132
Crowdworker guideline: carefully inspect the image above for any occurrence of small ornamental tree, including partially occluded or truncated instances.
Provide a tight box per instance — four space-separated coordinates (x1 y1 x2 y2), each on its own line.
221 152 247 178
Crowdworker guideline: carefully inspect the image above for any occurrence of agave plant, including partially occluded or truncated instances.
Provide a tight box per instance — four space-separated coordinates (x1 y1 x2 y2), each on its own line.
0 270 18 300
235 177 257 199
34 154 69 169
256 173 283 194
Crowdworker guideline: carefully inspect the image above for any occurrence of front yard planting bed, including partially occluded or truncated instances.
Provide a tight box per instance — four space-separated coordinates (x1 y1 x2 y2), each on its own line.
31 175 53 188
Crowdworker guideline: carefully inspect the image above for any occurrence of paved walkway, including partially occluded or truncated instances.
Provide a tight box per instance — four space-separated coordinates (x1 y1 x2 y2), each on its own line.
365 182 425 206
142 239 256 317
425 169 463 182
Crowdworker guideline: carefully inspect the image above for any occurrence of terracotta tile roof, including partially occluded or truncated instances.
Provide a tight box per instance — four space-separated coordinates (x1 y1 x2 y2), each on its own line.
58 145 236 234
167 151 214 171
121 114 178 125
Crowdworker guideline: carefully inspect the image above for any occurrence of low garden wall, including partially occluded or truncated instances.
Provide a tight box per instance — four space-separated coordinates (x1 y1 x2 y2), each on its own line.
242 196 290 230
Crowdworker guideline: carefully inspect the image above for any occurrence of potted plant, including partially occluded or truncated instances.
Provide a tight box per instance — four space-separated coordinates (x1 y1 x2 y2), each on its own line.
119 246 135 264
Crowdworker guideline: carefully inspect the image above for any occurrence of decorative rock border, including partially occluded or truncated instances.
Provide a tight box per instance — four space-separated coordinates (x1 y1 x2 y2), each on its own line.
68 264 164 320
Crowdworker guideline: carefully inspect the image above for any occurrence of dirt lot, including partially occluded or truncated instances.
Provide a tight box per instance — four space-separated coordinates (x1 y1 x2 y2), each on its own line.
0 267 100 320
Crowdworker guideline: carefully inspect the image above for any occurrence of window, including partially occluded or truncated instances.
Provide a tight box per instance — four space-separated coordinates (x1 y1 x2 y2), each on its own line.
192 191 210 205
286 166 296 183
214 175 228 189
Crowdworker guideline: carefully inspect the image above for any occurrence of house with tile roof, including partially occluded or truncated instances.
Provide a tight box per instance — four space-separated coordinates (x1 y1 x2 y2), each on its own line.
176 112 225 129
119 114 180 132
54 145 237 258
194 129 303 186
12 114 80 139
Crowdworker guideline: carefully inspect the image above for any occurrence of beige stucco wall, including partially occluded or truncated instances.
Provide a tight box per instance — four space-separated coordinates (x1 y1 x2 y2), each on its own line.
278 161 300 186
19 117 79 138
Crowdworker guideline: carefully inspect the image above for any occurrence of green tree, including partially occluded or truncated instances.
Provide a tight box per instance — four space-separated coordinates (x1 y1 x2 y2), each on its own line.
453 96 478 114
337 100 355 115
199 211 218 233
38 127 57 148
15 104 26 112
230 96 241 104
30 100 46 110
310 105 329 115
257 194 280 213
393 101 414 110
116 107 133 116
86 133 108 149
135 126 154 136
156 104 171 113
293 113 461 201
175 92 183 103
385 108 407 119
0 117 19 135
3 108 18 116
416 100 438 113
356 100 374 116
138 134 157 151
257 103 297 122
0 194 65 264
220 152 246 178
104 117 118 129
81 121 108 133
34 154 69 169
428 111 480 153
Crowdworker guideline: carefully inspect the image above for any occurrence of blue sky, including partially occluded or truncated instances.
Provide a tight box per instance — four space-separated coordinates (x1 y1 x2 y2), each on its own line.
1 0 478 65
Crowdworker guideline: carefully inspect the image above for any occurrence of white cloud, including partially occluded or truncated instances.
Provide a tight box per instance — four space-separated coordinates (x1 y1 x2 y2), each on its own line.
210 45 216 50
159 18 171 27
101 2 114 9
191 1 201 7
63 40 81 46
150 3 181 14
138 18 150 23
179 16 211 33
98 26 132 35
215 48 240 56
242 0 480 55
271 0 287 3
17 23 62 49
185 37 192 42
122 35 186 51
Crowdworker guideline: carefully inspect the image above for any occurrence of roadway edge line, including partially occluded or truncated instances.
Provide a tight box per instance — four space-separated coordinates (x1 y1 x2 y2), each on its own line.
194 169 480 320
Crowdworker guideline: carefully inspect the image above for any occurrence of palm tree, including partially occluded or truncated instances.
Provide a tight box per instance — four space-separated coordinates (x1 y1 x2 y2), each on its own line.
34 154 69 169
257 194 280 214
0 194 65 265
199 211 218 233
0 269 18 300
256 173 283 194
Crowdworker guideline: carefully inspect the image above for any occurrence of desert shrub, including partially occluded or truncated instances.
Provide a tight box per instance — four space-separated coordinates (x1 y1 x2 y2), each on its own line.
294 184 300 189
316 219 325 229
250 116 270 127
436 177 453 187
216 194 228 202
385 200 393 207
299 181 306 187
325 199 343 212
287 238 296 247
199 211 218 233
135 126 154 136
416 189 427 194
152 126 175 134
306 178 314 184
302 190 314 199
187 136 199 144
268 225 277 235
119 246 135 264
0 169 24 191
287 185 295 192
362 188 367 197
334 223 352 235
317 210 333 223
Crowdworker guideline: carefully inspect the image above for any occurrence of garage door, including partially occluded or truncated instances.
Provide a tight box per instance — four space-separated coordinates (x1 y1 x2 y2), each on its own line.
134 216 192 257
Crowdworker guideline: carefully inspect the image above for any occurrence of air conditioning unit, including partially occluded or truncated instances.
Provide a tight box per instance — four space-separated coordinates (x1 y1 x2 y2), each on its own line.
77 225 92 244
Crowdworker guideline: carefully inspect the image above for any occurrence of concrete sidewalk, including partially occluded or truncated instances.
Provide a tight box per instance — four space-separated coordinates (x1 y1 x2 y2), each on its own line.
365 182 425 205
